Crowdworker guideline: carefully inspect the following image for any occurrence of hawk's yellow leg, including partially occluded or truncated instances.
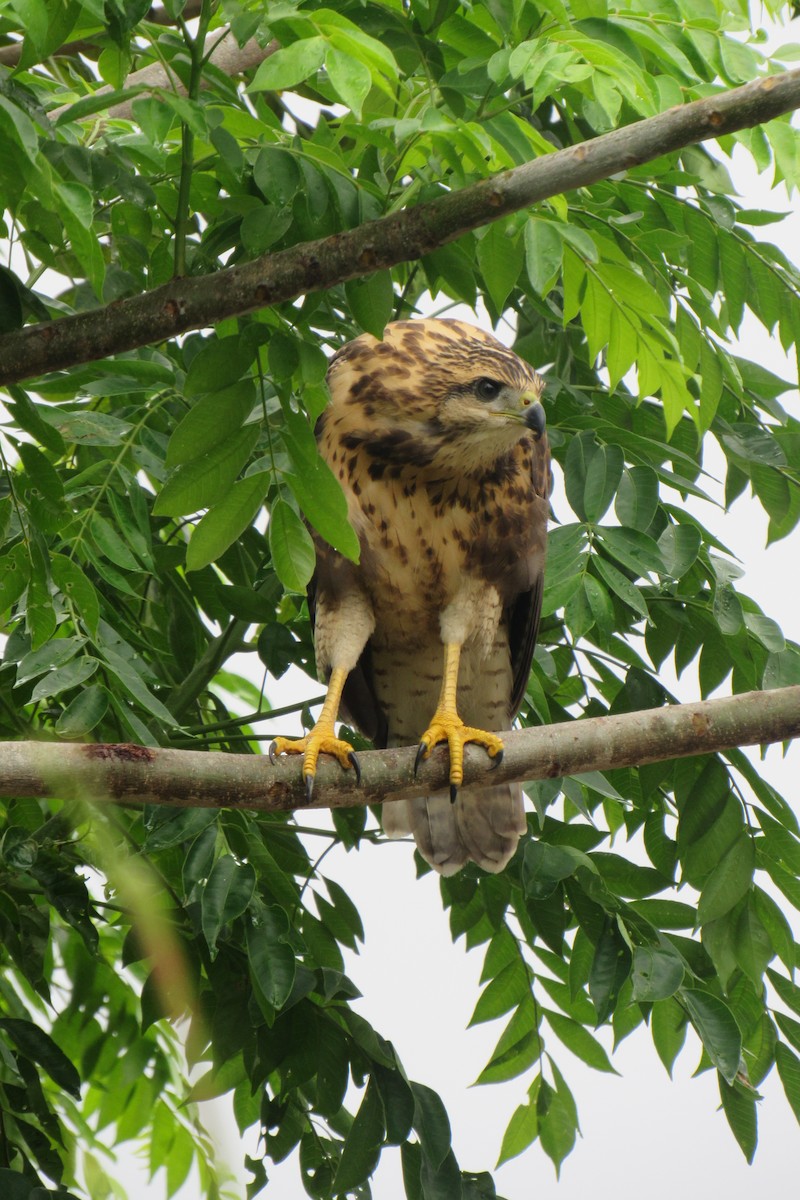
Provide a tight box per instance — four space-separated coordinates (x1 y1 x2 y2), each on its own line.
269 667 359 801
415 642 504 801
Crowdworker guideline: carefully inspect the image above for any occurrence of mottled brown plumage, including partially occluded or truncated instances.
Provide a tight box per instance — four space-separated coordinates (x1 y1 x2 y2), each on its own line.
273 318 550 875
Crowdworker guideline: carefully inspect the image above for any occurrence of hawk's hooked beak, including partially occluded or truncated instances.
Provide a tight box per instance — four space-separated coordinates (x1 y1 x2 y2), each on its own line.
524 400 546 439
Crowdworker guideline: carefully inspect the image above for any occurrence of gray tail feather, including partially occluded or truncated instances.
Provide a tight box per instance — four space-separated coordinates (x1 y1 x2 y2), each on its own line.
382 784 526 876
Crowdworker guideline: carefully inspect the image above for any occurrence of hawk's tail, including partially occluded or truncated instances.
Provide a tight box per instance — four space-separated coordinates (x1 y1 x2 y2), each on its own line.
381 785 526 876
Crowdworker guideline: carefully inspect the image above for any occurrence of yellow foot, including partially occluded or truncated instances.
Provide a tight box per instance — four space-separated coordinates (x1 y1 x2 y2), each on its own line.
269 727 360 802
414 711 504 801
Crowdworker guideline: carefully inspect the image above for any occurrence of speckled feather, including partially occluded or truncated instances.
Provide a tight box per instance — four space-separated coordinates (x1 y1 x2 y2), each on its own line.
309 318 550 874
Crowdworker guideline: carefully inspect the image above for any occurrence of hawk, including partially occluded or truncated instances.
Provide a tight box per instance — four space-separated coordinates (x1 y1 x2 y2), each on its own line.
271 318 550 875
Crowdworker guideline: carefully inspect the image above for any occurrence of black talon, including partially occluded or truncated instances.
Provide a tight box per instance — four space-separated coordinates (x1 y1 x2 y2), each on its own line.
348 751 362 785
304 773 315 804
414 743 427 776
268 742 278 765
490 748 504 771
449 783 458 804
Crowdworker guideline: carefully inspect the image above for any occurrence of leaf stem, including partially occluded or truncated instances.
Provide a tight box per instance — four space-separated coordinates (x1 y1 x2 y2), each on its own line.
173 1 213 277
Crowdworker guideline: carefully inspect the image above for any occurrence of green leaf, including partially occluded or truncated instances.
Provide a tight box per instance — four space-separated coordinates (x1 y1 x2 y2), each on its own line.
732 895 773 983
268 498 316 592
697 834 755 925
366 1063 409 1149
651 996 687 1076
543 1009 618 1073
345 272 394 338
658 523 701 579
524 219 563 296
284 461 360 562
252 146 302 208
588 921 631 1024
594 556 649 620
776 1041 800 1125
477 222 522 312
469 958 529 1026
583 443 623 523
167 381 256 467
29 655 98 703
56 685 109 738
202 857 257 957
90 512 141 571
412 1083 451 1170
246 904 296 1012
631 946 684 1002
184 338 254 398
537 1073 577 1177
332 1078 385 1193
681 988 741 1084
0 1017 80 1097
595 526 664 579
719 1076 758 1163
154 425 260 517
186 472 268 572
767 969 800 1019
249 37 327 92
50 549 100 633
614 465 658 532
522 840 589 900
564 431 593 521
497 1081 539 1167
16 636 84 685
0 543 31 611
325 47 372 118
101 646 181 727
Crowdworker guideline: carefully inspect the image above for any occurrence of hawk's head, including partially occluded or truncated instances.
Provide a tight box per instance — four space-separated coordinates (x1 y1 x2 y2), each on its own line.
326 318 546 474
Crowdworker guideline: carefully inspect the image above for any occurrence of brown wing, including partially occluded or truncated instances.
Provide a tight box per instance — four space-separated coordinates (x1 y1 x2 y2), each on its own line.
507 436 551 718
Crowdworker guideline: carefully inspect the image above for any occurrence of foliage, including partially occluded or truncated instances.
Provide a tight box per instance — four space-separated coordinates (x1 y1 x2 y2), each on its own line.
1 0 800 1195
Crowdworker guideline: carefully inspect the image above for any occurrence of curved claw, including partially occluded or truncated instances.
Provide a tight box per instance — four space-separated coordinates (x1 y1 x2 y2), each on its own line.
348 751 362 786
414 742 427 777
268 741 278 765
489 747 504 771
304 773 315 804
449 782 458 805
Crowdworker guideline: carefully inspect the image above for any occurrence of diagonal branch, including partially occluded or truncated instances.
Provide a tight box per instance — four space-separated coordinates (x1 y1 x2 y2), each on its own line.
1 69 800 385
4 686 799 815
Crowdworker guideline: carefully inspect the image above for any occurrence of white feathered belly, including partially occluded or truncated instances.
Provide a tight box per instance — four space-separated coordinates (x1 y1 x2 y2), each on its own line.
370 620 513 747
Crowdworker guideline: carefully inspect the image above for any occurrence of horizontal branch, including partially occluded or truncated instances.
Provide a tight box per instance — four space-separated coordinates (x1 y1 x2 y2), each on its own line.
2 68 799 384
4 686 799 816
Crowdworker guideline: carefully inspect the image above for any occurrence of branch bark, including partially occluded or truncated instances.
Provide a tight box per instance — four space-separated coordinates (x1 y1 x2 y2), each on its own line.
49 32 278 123
1 69 799 385
4 686 799 815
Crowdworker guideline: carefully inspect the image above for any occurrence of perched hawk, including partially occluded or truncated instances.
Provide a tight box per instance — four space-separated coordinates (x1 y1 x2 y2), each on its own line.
271 318 550 875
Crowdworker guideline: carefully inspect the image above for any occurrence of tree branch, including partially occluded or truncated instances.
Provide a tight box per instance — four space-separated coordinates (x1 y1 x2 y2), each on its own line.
5 686 799 815
0 1 204 66
2 69 799 385
48 31 278 123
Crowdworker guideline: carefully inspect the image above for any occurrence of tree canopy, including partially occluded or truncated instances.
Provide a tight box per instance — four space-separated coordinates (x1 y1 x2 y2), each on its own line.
1 1 800 1197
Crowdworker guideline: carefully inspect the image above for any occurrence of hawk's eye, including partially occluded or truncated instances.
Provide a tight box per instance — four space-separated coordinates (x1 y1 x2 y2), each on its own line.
474 378 503 402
